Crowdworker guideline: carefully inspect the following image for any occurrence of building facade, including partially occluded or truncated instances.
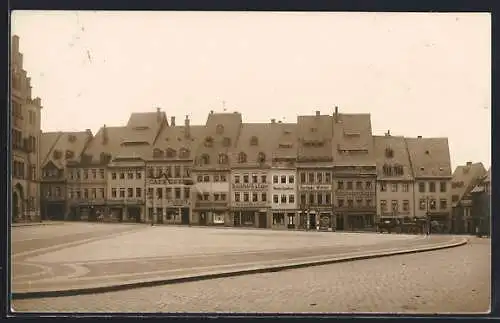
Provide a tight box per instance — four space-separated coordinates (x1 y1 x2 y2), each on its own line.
11 35 43 222
406 137 453 233
471 168 490 236
374 133 415 222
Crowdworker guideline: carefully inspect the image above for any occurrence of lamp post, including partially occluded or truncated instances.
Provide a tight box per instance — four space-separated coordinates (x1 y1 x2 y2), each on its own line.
44 191 49 222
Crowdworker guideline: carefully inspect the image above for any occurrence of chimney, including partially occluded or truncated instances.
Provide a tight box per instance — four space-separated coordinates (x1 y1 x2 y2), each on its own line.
417 135 422 139
102 124 108 144
466 161 472 167
386 130 391 136
33 97 41 107
210 110 214 114
334 106 339 122
12 35 19 54
315 110 320 116
156 107 162 123
170 116 176 126
184 115 190 138
271 118 276 124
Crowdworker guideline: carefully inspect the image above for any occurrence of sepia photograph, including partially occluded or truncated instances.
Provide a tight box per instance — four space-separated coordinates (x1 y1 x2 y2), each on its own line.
9 10 491 315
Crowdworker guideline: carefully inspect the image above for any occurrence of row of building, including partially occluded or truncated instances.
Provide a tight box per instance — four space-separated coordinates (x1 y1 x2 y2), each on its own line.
11 35 491 233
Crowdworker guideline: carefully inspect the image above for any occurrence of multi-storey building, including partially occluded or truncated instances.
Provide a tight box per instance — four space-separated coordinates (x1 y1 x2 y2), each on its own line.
406 137 453 233
450 162 486 234
269 121 298 229
296 111 335 231
332 109 377 231
191 111 242 226
230 123 272 228
40 131 91 220
106 109 166 222
66 125 125 221
145 115 202 225
374 132 415 221
471 167 490 235
11 35 43 222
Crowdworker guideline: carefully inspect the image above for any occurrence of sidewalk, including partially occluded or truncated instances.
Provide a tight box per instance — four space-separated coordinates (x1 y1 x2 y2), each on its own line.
12 221 65 227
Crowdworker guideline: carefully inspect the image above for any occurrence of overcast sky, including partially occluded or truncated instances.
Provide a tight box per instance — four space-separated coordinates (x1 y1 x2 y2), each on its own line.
12 11 490 170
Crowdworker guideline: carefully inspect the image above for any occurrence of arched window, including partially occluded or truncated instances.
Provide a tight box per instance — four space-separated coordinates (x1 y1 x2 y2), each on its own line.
218 153 228 165
166 148 177 158
250 136 259 146
238 152 247 163
201 154 210 165
153 148 164 158
257 152 266 163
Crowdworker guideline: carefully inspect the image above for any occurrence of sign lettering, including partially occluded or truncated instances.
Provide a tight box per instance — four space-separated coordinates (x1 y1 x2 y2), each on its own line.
232 183 269 190
300 184 332 191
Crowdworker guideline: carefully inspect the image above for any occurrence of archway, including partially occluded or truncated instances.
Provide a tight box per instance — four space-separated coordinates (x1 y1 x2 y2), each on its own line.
13 183 24 222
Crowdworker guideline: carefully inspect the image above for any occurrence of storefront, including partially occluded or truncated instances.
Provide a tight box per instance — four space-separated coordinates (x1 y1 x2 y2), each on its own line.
192 207 229 226
232 208 269 228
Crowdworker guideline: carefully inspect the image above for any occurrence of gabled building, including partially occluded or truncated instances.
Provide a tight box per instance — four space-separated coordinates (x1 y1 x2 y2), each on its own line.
471 167 491 236
296 110 334 231
374 132 415 221
145 115 203 225
191 111 242 226
450 162 487 234
11 35 43 222
332 109 377 231
40 130 91 220
230 122 273 228
106 109 167 222
66 125 125 221
406 137 452 233
269 121 298 229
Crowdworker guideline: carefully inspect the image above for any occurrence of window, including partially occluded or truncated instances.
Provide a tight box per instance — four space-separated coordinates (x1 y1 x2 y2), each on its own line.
197 175 203 182
184 187 190 199
136 172 142 179
220 174 227 182
83 170 89 179
419 199 426 210
273 175 279 183
183 167 190 178
309 194 315 205
452 195 459 202
402 183 409 192
136 188 141 198
338 181 344 190
76 190 81 199
203 193 209 201
55 187 61 197
347 181 353 190
98 188 104 198
248 193 256 202
243 175 249 183
325 173 331 183
223 137 231 147
156 188 163 199
273 194 279 203
166 188 172 199
238 152 247 163
403 200 410 211
203 175 210 182
201 154 210 165
214 175 220 182
127 188 133 198
419 182 425 193
257 152 266 163
317 173 323 183
235 192 241 202
380 182 387 192
175 166 181 177
220 193 227 201
214 193 220 201
120 172 125 179
440 199 447 209
272 213 285 225
325 193 331 204
253 175 258 183
281 194 287 203
380 200 387 212
243 192 249 202
216 124 224 134
440 181 447 193
119 188 126 198
366 199 372 207
391 183 398 192
289 175 295 184
300 172 306 183
234 175 240 183
91 188 96 199
317 194 323 205
84 189 89 199
356 198 362 207
391 200 398 212
281 175 287 184
99 169 105 179
347 199 354 208
261 175 267 183
289 194 295 203
300 194 306 206
366 181 372 190
429 182 436 193
308 173 314 183
250 136 259 146
112 188 117 198
261 193 267 202
430 199 437 210
175 188 181 199
338 199 345 207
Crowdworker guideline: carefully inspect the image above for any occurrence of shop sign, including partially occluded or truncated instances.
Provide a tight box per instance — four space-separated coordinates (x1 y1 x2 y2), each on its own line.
167 199 190 206
232 183 269 190
213 214 225 224
272 186 295 191
148 178 168 185
233 201 268 208
300 184 332 191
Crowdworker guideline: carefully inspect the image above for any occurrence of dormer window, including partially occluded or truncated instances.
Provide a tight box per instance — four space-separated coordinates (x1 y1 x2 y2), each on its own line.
257 152 266 163
53 150 62 160
134 126 149 131
385 148 394 158
179 148 190 159
153 148 164 158
68 135 76 142
216 124 224 135
204 136 214 147
223 137 231 147
201 154 210 165
100 152 111 164
310 128 317 133
218 153 228 165
420 166 425 171
425 150 430 155
166 148 177 158
238 152 247 163
65 150 74 160
250 136 259 146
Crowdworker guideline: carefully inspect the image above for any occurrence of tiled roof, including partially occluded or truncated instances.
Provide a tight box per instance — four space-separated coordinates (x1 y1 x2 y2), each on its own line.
373 135 413 180
82 126 127 164
405 137 452 178
193 112 243 170
332 113 375 166
122 111 166 145
40 132 61 166
451 162 487 206
151 122 206 161
42 131 91 169
297 114 334 161
484 167 491 183
230 123 275 168
272 123 298 160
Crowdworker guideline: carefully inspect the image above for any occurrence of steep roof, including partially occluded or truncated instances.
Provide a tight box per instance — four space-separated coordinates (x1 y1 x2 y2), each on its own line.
405 137 452 178
373 135 413 180
122 111 166 145
451 162 487 206
484 167 491 183
151 120 206 161
297 114 333 162
193 112 243 170
332 113 375 166
230 123 275 168
42 131 90 169
40 132 61 166
82 126 127 164
271 122 298 160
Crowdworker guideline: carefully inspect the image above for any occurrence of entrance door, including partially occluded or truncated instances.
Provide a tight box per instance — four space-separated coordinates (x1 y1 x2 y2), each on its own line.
309 214 317 229
336 214 344 230
128 207 141 223
199 212 207 225
181 207 190 225
258 212 267 228
233 212 241 227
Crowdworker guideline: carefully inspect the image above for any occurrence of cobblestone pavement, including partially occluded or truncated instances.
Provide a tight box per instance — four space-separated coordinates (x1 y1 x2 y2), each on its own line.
11 224 461 294
11 237 490 314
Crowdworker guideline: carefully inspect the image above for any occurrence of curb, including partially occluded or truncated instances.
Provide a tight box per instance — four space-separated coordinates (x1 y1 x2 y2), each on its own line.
11 237 468 300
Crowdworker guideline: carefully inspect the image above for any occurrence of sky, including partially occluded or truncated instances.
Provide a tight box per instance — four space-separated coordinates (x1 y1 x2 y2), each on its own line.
11 11 491 170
